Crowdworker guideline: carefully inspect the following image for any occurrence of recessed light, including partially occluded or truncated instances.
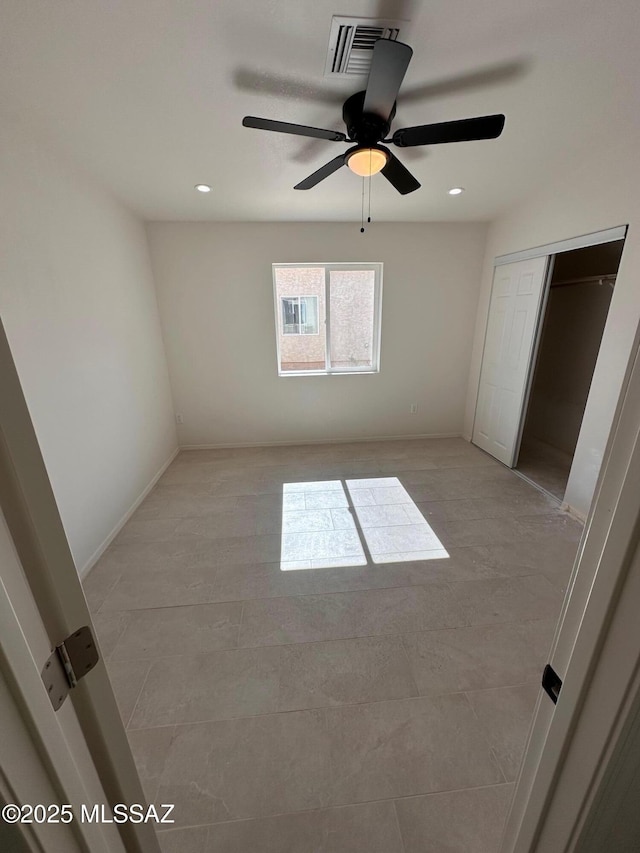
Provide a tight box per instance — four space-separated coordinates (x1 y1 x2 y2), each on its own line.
194 184 211 193
448 187 464 195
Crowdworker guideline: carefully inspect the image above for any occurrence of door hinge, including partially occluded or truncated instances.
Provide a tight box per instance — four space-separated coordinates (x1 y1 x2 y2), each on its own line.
41 626 99 711
542 663 563 705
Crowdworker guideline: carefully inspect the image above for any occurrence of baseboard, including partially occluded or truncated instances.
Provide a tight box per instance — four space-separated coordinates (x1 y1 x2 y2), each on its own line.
180 432 463 451
79 446 179 579
561 502 588 523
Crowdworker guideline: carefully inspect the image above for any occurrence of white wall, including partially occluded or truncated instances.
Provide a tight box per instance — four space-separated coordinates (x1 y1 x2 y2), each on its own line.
464 134 640 518
147 222 487 446
0 117 177 573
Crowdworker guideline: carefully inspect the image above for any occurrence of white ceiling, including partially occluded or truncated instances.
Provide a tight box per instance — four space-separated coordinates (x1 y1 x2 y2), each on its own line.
1 0 639 222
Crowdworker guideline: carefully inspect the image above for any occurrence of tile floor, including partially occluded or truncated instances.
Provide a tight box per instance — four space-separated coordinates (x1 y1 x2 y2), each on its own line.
517 435 573 500
84 437 582 853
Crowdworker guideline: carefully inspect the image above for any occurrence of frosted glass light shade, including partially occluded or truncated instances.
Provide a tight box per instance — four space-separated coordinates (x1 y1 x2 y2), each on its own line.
347 148 388 177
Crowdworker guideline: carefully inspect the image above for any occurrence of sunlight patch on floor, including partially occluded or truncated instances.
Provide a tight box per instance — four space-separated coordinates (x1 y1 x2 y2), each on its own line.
280 477 448 571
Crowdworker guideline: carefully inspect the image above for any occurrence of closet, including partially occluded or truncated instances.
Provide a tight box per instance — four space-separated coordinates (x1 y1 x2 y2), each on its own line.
516 240 624 499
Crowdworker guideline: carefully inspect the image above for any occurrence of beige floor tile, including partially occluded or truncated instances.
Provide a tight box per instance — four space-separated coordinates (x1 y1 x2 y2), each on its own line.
158 826 208 853
281 529 365 562
406 475 541 503
428 517 527 549
362 522 444 556
304 490 350 509
213 560 303 601
429 451 504 469
106 658 152 727
114 517 184 545
111 602 242 660
540 558 575 594
516 512 584 543
212 555 475 601
402 619 554 695
452 574 562 626
129 647 282 728
448 538 578 579
395 783 514 853
99 563 219 611
417 492 560 524
205 801 404 852
239 584 465 648
195 533 282 565
141 494 240 520
174 510 261 539
277 635 418 710
326 695 504 805
91 611 131 659
95 538 215 572
82 562 122 613
156 710 331 825
466 683 540 780
127 726 175 804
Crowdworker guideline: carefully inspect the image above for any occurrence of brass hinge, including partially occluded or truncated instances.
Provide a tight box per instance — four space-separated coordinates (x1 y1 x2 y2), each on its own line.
41 626 99 711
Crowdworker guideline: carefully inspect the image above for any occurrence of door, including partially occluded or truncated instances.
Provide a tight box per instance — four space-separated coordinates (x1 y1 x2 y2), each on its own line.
0 507 122 853
473 256 550 465
501 312 640 851
0 319 161 853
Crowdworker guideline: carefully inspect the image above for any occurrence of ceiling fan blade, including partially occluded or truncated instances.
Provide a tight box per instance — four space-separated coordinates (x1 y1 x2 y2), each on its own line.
242 116 347 142
362 39 413 122
381 152 420 194
393 114 506 147
294 154 347 190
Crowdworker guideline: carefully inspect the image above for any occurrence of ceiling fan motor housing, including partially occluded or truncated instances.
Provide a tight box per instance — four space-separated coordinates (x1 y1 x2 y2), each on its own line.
342 91 395 144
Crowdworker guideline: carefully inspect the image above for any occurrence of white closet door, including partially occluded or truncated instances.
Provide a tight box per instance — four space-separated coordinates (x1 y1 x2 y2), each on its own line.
473 256 549 466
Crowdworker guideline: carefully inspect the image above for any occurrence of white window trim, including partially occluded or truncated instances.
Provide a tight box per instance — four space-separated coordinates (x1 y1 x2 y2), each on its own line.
273 262 383 377
280 295 320 336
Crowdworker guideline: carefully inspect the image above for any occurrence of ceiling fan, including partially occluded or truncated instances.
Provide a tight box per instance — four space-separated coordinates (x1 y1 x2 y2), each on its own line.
242 39 505 195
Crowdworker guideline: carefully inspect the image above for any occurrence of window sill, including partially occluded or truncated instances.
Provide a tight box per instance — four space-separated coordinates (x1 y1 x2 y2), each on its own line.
277 370 380 377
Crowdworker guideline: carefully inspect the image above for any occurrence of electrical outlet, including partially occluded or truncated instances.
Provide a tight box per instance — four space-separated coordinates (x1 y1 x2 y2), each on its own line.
176 413 184 424
410 403 418 414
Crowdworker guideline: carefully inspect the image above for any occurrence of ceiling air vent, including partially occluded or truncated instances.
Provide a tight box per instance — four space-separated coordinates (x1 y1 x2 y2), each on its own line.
325 16 405 77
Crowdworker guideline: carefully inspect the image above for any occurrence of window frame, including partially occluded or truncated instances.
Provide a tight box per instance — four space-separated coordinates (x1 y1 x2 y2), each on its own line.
272 262 383 377
280 295 320 336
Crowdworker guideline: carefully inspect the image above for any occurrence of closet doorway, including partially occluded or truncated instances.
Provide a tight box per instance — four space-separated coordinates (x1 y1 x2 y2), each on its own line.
515 240 624 500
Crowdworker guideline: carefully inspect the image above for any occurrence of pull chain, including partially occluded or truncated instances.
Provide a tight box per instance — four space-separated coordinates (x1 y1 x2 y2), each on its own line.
360 176 365 233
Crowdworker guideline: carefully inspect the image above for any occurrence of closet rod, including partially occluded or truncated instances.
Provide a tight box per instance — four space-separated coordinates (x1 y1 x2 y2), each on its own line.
551 274 617 288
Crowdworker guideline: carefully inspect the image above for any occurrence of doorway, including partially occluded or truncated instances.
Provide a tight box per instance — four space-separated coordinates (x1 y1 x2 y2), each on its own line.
516 240 624 500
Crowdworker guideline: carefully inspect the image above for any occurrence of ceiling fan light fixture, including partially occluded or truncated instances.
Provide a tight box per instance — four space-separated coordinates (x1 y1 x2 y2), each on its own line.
347 147 389 177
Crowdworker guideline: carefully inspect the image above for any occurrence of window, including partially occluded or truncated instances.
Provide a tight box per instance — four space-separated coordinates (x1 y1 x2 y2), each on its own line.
273 263 383 375
281 296 319 335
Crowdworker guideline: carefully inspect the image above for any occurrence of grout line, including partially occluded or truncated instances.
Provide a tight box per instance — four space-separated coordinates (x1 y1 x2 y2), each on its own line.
103 619 554 664
106 611 558 660
123 679 544 733
153 781 515 833
96 564 559 612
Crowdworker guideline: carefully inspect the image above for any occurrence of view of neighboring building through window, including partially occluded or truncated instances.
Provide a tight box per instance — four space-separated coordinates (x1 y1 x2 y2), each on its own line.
281 296 319 335
273 263 382 375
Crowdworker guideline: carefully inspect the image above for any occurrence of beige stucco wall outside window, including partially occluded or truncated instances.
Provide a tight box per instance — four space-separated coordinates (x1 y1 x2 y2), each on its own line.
273 263 383 375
